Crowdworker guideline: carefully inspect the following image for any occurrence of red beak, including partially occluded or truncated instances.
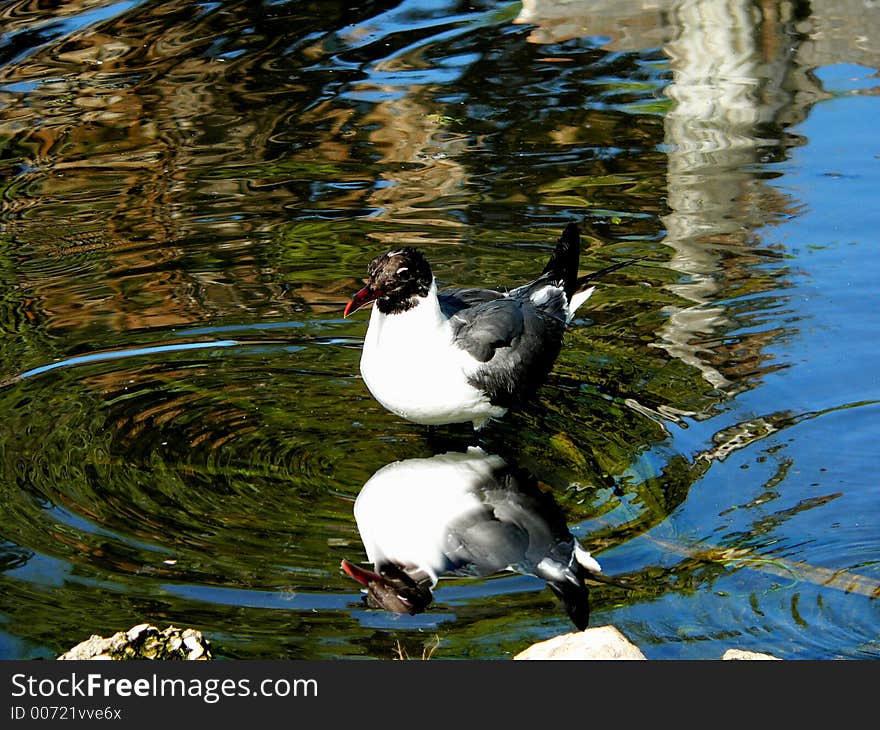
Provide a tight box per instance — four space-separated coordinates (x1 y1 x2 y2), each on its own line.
341 559 432 615
343 285 379 318
341 559 384 586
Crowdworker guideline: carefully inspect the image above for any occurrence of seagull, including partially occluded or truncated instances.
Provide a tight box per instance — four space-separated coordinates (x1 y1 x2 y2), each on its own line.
343 221 637 429
341 447 618 630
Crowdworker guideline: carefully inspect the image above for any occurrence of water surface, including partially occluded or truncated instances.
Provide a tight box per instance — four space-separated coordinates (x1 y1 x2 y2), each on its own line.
0 0 878 660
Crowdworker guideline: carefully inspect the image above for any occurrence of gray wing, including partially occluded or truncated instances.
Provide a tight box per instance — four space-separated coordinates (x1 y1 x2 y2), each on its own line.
440 475 576 580
442 503 530 577
448 298 526 363
442 286 568 408
484 484 578 581
438 287 505 318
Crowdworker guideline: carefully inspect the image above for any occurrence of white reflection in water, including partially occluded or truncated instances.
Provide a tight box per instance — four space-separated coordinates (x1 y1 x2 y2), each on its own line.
343 447 623 630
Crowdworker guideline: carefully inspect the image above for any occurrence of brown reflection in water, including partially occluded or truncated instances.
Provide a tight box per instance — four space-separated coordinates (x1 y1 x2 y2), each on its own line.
1 0 875 375
363 92 472 238
1 2 320 335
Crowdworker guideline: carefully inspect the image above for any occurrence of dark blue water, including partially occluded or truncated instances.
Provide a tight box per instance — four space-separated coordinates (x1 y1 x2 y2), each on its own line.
0 0 878 660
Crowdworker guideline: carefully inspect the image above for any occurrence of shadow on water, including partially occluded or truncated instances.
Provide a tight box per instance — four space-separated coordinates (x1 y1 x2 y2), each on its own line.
0 1 879 659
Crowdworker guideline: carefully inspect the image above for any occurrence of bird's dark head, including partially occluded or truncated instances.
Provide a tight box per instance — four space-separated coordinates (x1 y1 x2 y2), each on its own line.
344 247 433 317
341 559 434 615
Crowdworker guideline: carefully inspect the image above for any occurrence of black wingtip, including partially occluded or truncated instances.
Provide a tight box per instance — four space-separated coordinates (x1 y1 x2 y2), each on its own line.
560 220 581 244
575 256 644 292
548 579 591 631
541 221 582 299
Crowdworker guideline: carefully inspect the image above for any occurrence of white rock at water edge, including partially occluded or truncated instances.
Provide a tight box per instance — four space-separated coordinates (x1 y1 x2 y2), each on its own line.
514 626 647 660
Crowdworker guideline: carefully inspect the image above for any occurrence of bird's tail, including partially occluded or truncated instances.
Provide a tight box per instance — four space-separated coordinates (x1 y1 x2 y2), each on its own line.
542 221 643 319
540 221 582 301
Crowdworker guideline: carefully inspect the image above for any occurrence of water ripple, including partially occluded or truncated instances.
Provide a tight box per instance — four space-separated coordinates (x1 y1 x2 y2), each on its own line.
11 339 239 382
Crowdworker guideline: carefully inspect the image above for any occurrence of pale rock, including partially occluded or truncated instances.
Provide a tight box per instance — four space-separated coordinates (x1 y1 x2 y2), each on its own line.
722 649 781 660
58 624 213 660
515 626 647 660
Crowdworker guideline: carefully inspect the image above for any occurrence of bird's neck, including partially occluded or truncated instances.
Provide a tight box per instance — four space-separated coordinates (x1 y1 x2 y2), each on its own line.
370 279 445 333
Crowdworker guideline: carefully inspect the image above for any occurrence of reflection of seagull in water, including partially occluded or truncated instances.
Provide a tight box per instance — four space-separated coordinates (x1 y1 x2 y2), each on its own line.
343 222 638 429
342 447 617 630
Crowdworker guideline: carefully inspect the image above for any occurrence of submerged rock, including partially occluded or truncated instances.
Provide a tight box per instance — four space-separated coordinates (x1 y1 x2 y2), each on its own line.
57 624 213 661
514 626 647 660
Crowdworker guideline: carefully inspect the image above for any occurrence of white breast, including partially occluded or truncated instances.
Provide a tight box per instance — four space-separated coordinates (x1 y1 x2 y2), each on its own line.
354 448 506 584
359 282 506 427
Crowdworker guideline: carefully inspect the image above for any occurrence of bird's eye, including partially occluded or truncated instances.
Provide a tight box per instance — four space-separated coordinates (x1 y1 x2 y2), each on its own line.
396 266 409 275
